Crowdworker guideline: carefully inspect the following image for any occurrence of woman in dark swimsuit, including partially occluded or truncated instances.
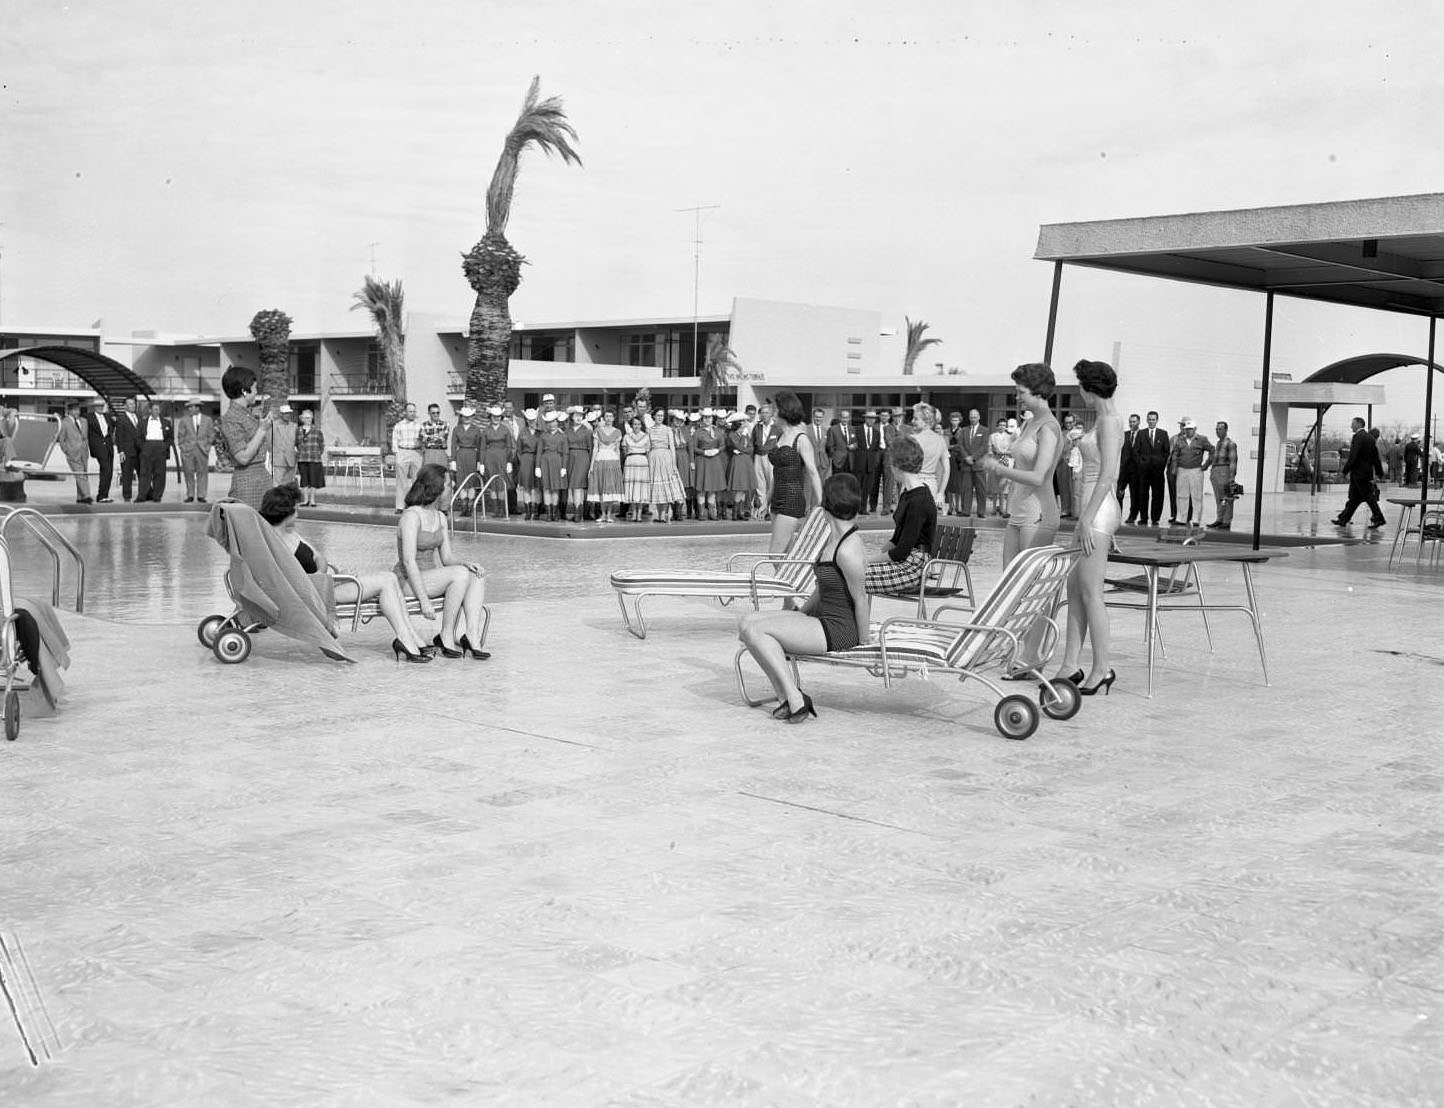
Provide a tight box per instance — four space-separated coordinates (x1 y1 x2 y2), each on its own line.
766 389 824 555
739 473 870 723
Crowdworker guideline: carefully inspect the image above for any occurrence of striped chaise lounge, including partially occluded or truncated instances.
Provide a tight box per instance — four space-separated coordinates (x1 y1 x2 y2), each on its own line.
610 508 831 639
734 544 1082 740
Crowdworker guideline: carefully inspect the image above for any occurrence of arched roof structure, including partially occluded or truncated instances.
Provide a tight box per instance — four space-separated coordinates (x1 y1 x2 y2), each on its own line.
1304 352 1444 385
0 344 153 402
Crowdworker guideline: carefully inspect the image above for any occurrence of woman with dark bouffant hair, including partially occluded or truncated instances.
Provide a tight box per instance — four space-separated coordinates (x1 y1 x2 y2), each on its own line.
395 463 491 660
739 473 870 723
1050 359 1123 697
864 433 936 596
218 365 275 509
766 390 823 554
982 363 1064 564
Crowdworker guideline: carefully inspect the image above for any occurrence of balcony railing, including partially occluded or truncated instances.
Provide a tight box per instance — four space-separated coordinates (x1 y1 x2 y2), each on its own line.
0 370 91 391
329 376 391 396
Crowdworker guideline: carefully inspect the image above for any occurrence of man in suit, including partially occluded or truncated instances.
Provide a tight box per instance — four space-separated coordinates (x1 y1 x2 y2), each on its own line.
134 397 174 502
84 396 116 503
806 407 831 481
1117 412 1141 521
1136 410 1171 526
827 409 855 475
857 410 885 514
57 403 93 504
954 408 990 519
113 396 142 502
879 408 904 512
751 402 778 519
175 397 217 503
1331 417 1387 529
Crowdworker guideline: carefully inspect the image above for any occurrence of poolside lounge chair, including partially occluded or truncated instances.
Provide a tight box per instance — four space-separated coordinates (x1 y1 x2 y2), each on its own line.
734 544 1082 740
0 539 72 740
610 508 832 639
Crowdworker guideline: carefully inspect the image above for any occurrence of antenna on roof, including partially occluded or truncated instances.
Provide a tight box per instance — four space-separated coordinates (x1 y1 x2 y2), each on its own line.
674 205 720 376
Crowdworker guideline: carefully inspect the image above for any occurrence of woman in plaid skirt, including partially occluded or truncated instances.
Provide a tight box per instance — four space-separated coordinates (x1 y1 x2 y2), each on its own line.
863 433 936 595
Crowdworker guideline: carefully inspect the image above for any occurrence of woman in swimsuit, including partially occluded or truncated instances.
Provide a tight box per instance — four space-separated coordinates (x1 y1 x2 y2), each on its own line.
739 473 870 723
395 464 490 660
982 363 1064 566
1051 359 1124 697
766 390 824 554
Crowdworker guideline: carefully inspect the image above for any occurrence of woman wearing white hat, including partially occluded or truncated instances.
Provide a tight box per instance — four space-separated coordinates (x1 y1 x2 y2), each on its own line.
725 412 756 521
564 407 593 522
537 411 567 521
692 409 727 520
479 405 513 517
451 406 484 513
587 409 624 523
515 409 541 520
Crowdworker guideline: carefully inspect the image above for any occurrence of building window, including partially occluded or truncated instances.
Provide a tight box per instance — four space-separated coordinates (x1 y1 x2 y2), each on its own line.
626 333 657 367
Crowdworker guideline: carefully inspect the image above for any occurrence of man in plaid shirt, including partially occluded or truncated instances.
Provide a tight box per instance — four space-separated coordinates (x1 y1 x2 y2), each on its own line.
419 404 451 468
1206 420 1238 530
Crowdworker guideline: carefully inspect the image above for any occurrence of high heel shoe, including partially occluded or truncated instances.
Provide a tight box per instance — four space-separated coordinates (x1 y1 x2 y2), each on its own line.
431 634 463 659
1078 669 1117 696
785 692 817 724
1039 670 1084 698
458 633 491 660
770 701 792 720
392 638 432 663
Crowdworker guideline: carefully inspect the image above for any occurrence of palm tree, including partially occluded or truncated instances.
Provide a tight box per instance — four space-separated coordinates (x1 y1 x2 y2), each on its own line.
462 77 581 406
248 309 293 402
902 316 942 376
350 275 408 433
700 334 742 407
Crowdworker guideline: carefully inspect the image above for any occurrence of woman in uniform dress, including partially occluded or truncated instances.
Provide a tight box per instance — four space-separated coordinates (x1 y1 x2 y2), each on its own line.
514 408 541 520
587 409 624 523
645 408 686 523
726 412 756 521
622 416 652 519
670 410 692 521
450 405 484 514
477 405 513 517
563 407 593 522
537 411 568 521
692 410 728 520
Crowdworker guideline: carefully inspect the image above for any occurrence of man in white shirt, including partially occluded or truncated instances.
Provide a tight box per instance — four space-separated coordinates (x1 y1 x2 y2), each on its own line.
134 397 174 502
391 403 422 513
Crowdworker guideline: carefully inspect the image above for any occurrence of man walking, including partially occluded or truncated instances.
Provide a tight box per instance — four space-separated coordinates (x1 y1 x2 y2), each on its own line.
1206 420 1238 530
1136 411 1171 526
1331 417 1387 529
391 403 423 512
84 396 116 503
1168 417 1213 527
1118 413 1141 521
134 397 174 502
858 410 885 514
955 408 989 518
114 396 141 502
175 398 216 502
57 403 93 504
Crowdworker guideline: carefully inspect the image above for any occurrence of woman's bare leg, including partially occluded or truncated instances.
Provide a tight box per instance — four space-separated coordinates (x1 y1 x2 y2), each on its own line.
739 610 829 711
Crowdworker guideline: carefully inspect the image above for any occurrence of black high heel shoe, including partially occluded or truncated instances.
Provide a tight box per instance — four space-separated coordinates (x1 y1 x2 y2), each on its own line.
431 634 463 659
392 638 433 663
770 701 792 720
785 692 817 724
1078 669 1117 696
458 633 491 660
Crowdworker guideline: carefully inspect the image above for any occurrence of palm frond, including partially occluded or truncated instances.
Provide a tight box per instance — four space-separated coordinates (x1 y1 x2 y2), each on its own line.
902 316 943 375
486 76 583 234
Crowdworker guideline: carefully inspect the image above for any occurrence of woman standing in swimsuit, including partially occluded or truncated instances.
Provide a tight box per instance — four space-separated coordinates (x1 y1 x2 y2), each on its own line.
739 473 870 723
982 363 1064 566
766 390 824 554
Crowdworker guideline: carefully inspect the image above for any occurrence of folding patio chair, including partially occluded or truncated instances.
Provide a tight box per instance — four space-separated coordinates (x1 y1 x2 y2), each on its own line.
734 544 1082 740
610 508 831 639
869 516 977 619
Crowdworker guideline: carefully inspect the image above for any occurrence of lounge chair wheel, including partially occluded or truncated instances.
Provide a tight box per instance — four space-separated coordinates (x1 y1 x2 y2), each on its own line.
197 614 227 648
212 628 253 665
994 695 1039 741
1039 678 1081 721
3 691 18 741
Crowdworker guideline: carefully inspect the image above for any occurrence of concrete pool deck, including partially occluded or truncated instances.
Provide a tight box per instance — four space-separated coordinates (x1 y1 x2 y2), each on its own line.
1 491 1441 1104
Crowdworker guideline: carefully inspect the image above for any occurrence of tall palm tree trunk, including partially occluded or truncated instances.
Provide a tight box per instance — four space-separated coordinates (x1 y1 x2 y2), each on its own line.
463 233 523 407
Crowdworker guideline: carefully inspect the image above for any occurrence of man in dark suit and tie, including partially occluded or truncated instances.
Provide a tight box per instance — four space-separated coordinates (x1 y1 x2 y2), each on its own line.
826 409 854 475
1136 410 1172 526
955 408 990 519
1331 416 1387 529
857 410 885 514
113 396 142 502
1118 412 1142 522
134 397 175 502
84 396 116 503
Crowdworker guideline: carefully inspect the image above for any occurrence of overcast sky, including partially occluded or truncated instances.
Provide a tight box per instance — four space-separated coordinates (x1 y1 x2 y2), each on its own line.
4 1 1443 432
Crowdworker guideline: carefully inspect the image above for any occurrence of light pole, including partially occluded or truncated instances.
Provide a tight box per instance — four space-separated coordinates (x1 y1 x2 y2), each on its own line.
675 205 719 375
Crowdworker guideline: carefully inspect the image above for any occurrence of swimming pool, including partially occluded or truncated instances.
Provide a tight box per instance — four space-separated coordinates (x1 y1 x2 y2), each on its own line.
9 513 1001 624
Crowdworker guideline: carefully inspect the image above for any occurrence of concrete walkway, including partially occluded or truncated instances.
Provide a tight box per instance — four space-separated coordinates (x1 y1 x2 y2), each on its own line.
1 481 1440 1105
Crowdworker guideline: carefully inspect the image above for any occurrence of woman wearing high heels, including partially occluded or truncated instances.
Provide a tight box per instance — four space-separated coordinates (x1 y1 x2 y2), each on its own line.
739 473 870 723
1051 359 1123 697
395 464 491 660
766 390 824 555
258 484 431 662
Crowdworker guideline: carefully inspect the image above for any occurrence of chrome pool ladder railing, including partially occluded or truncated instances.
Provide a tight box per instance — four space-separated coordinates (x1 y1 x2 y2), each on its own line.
0 507 85 613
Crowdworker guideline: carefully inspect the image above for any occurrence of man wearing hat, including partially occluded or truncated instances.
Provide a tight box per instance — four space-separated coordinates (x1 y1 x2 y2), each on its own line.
174 397 216 503
1167 417 1213 527
1332 416 1388 529
1403 431 1423 487
57 402 93 504
857 410 886 515
267 403 298 489
84 396 116 503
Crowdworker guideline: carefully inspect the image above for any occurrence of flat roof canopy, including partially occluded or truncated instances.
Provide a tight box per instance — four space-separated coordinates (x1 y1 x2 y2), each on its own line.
1035 193 1444 318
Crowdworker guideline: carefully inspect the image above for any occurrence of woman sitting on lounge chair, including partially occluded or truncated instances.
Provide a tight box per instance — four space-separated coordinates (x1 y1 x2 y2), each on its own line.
738 473 870 724
396 464 491 660
259 484 432 663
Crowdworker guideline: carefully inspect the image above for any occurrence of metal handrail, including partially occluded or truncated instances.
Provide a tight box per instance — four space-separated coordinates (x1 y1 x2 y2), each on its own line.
0 506 86 612
448 472 484 532
470 475 510 530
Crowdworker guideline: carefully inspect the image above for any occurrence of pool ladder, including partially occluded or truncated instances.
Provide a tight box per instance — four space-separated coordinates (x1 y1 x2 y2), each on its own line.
448 472 510 533
0 507 86 613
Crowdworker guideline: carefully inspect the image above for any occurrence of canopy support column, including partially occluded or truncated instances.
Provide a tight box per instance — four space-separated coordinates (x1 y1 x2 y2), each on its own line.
1250 292 1275 551
1043 262 1063 366
1424 316 1437 503
1312 407 1323 497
